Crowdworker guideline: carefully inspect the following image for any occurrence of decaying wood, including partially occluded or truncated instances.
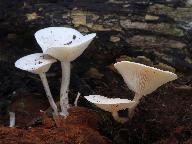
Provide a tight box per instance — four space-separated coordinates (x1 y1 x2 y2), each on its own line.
0 0 191 73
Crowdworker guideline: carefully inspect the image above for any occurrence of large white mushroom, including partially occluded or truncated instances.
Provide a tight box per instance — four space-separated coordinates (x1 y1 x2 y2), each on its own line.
114 61 178 118
84 95 135 123
15 53 58 115
35 27 96 116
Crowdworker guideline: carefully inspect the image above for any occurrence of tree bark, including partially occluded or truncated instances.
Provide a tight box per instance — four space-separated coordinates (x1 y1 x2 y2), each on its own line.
0 0 191 73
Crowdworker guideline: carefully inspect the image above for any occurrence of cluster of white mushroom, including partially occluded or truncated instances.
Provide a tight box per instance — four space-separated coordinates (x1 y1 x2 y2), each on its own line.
13 26 178 126
85 61 177 123
15 27 96 117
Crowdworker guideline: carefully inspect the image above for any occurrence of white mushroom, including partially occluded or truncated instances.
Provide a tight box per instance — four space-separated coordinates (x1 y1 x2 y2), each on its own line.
15 53 58 115
74 92 81 106
35 27 96 117
114 61 178 118
9 112 15 127
84 95 135 123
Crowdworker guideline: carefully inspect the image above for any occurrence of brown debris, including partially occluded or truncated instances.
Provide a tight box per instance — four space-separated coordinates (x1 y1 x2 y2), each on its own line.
0 125 110 144
85 68 104 79
7 90 49 127
52 107 102 130
0 107 110 144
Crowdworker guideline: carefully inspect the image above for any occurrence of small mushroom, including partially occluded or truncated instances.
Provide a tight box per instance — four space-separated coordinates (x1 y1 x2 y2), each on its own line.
114 61 177 118
84 95 135 123
15 53 58 115
74 92 81 107
35 27 96 116
9 112 15 127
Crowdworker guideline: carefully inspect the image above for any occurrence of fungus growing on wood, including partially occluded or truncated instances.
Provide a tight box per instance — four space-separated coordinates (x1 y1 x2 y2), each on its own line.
84 95 135 123
35 27 96 117
15 53 58 115
114 61 178 118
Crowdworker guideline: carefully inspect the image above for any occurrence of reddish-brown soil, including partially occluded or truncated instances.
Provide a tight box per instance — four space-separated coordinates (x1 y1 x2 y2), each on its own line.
0 107 110 144
53 106 102 129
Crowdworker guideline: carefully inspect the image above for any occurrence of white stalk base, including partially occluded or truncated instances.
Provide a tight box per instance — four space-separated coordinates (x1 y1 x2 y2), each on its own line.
112 111 128 123
9 112 15 127
40 73 58 115
60 61 70 117
128 93 141 119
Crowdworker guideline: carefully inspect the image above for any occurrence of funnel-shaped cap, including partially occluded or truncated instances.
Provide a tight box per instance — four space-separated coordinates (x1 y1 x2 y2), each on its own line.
15 53 56 74
114 61 177 96
84 95 135 113
35 27 96 61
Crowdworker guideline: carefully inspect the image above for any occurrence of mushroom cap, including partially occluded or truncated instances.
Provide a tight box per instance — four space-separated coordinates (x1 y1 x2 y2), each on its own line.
114 61 178 96
15 53 56 74
84 95 135 113
35 27 96 61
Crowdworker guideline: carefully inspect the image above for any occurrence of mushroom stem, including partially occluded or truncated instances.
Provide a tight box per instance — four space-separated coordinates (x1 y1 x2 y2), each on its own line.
9 112 15 127
74 92 81 106
60 61 70 116
128 93 141 118
39 73 58 115
111 111 128 123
